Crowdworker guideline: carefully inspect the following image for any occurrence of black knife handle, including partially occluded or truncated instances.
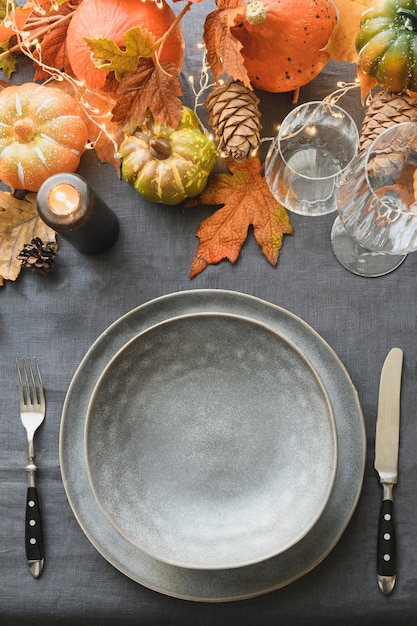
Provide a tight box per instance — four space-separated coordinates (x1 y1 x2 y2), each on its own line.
377 498 396 578
25 486 44 575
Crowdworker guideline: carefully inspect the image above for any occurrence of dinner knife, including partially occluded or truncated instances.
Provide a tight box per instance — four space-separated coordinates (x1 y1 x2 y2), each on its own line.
374 347 403 595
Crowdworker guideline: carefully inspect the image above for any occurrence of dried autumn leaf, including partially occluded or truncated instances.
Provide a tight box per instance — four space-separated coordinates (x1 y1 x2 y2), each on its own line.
32 0 79 81
111 59 183 130
357 65 378 104
0 44 16 78
324 0 378 63
0 1 33 78
185 157 293 278
78 88 121 171
0 191 56 284
0 4 33 41
85 26 158 81
203 0 251 87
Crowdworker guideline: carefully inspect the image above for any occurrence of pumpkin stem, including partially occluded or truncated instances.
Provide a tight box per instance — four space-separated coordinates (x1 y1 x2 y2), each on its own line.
246 0 267 26
13 118 35 143
149 138 172 160
398 8 417 32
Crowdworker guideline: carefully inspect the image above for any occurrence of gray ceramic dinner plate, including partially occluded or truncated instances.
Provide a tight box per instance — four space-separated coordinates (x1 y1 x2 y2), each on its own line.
84 312 337 570
59 289 366 602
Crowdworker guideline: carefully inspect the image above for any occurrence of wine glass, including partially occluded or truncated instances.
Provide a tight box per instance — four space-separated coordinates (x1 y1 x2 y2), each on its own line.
265 101 359 216
331 122 417 277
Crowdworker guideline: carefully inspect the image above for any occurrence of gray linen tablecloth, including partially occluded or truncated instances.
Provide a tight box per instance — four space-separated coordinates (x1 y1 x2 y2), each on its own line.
2 1 417 624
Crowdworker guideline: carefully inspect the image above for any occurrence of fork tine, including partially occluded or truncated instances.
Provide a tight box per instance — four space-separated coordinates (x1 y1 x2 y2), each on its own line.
27 358 38 405
16 358 25 405
23 359 33 405
33 359 44 405
16 358 44 407
18 358 32 405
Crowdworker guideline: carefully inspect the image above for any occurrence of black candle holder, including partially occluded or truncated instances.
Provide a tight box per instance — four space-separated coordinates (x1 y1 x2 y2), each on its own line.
36 173 119 254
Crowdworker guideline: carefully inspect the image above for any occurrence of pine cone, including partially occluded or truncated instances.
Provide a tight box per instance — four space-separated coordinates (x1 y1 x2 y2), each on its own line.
360 90 417 151
17 237 58 275
206 81 262 161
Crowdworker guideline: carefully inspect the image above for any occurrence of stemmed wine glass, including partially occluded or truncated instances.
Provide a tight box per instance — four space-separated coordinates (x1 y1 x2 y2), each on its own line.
331 122 417 277
265 101 359 216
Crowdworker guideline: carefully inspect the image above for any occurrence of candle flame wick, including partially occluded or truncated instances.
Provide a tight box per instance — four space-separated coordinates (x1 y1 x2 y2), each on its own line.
54 189 77 209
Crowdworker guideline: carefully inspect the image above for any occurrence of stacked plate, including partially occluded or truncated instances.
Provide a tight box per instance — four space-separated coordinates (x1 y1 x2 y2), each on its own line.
59 290 366 601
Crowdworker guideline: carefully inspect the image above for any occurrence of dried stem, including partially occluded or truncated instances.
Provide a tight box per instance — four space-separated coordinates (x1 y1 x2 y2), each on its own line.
154 1 192 63
0 9 75 61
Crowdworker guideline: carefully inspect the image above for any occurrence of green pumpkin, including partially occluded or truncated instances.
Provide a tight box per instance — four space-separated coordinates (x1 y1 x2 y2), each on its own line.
356 0 417 92
120 108 217 205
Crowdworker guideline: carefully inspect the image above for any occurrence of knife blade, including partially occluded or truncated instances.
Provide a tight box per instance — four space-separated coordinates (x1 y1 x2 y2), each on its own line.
374 347 403 595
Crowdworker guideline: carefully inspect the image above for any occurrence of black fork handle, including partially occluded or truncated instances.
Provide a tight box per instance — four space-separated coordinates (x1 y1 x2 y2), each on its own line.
25 486 44 578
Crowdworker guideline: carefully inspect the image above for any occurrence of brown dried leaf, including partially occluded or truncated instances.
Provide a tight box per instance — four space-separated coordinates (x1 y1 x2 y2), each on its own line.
0 191 56 284
33 0 80 81
184 157 293 278
203 0 250 87
111 59 183 130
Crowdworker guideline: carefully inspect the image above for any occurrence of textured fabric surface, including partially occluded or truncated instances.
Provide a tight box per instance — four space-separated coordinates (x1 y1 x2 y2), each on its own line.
2 1 417 624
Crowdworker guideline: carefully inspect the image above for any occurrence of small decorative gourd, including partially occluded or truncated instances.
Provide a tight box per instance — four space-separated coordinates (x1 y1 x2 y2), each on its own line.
0 82 88 192
357 0 417 93
120 108 217 205
230 0 338 93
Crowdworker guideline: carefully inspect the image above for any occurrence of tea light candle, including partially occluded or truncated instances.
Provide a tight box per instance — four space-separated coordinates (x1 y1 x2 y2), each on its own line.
48 183 81 216
36 173 119 254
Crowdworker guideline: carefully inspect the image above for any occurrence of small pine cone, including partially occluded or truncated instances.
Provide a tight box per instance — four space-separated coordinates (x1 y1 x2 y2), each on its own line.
360 90 417 151
206 81 262 161
17 237 58 275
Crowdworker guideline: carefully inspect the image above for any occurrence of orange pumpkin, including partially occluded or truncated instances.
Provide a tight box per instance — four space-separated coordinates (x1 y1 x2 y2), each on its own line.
0 82 88 192
230 0 338 93
66 0 185 90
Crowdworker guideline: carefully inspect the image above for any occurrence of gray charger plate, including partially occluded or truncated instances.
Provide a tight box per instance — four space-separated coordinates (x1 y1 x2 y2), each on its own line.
60 289 366 602
85 312 337 570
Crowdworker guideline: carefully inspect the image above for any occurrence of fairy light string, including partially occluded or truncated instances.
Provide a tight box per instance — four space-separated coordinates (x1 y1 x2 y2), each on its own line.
0 0 369 162
0 0 194 158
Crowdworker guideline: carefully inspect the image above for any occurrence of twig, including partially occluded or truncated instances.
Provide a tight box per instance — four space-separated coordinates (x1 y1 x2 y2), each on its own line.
0 9 74 62
154 1 192 63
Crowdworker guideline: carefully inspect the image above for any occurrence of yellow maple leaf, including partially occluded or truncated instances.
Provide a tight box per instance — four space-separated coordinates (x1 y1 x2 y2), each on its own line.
0 191 57 285
325 0 379 63
85 26 158 81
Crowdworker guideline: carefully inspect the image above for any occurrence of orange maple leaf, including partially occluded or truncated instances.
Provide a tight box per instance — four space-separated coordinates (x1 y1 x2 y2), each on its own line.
185 157 293 278
203 0 251 87
111 59 183 130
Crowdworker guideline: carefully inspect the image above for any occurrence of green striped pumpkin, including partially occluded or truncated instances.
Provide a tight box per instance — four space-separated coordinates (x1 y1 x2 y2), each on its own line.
120 108 217 205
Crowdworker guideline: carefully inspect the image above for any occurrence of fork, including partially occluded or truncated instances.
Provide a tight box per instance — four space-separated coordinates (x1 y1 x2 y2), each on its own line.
16 358 45 578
